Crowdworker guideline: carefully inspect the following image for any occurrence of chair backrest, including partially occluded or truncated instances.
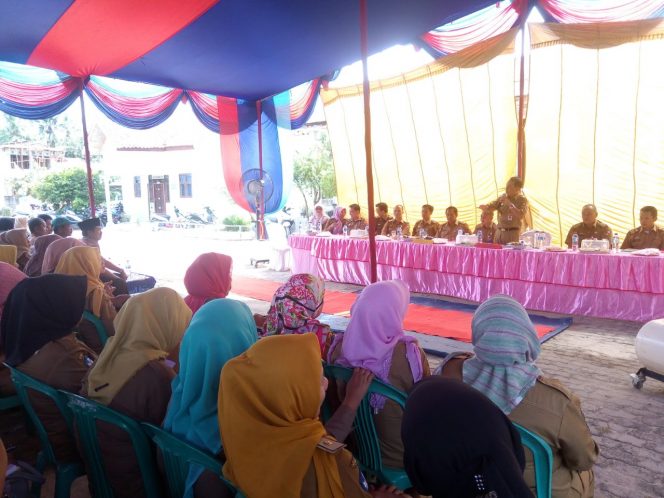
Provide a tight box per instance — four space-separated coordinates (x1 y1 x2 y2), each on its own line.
141 423 241 498
82 310 109 346
7 365 73 467
62 392 162 498
513 423 553 498
323 364 409 486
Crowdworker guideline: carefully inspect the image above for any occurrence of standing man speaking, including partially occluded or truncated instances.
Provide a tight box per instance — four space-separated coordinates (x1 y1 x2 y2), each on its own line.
479 177 529 245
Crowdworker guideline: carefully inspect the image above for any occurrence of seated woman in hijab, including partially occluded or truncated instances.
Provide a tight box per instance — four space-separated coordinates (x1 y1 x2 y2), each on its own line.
55 246 128 353
163 299 258 498
1 274 96 463
323 206 347 234
0 262 27 396
218 334 407 498
183 253 232 314
0 229 30 271
438 295 598 498
256 273 332 356
41 237 85 274
402 377 532 498
83 287 191 498
23 234 61 277
328 280 430 471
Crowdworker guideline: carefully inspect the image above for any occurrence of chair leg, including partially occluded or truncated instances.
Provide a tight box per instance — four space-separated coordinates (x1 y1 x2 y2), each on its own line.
54 465 79 498
31 452 48 498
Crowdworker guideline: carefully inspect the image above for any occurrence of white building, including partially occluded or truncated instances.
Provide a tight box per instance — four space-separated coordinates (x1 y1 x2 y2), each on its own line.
99 106 240 224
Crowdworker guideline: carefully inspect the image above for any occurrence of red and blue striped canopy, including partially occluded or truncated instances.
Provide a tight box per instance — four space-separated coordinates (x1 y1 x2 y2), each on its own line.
0 0 497 100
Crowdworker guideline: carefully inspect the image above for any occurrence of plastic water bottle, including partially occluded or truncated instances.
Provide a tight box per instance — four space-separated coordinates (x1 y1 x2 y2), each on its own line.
612 233 620 253
572 233 579 252
396 226 403 241
342 225 348 237
476 229 483 243
419 227 426 238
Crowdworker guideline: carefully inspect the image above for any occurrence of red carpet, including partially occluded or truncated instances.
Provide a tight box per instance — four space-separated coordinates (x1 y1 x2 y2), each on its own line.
231 276 557 343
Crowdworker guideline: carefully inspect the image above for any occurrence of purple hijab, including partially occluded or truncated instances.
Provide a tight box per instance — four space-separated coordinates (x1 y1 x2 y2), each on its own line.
334 279 423 410
327 206 346 235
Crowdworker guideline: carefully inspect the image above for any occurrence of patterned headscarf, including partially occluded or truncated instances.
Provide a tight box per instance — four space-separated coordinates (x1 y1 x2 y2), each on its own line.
334 280 423 411
23 234 61 277
183 253 232 314
262 273 330 353
463 294 541 414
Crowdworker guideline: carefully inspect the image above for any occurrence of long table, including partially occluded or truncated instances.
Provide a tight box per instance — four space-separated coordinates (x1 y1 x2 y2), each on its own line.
289 234 664 322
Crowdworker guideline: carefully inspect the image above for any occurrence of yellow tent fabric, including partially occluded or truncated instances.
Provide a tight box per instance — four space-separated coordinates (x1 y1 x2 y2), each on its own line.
321 29 519 229
525 19 664 245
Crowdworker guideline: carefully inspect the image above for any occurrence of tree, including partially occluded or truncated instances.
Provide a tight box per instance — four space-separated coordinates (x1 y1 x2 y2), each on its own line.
0 114 83 158
293 132 337 216
32 168 105 211
0 115 31 144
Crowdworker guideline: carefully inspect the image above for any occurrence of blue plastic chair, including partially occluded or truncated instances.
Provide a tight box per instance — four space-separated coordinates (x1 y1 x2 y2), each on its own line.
142 423 243 498
7 366 85 498
513 423 553 498
81 310 109 347
62 392 162 498
323 364 411 490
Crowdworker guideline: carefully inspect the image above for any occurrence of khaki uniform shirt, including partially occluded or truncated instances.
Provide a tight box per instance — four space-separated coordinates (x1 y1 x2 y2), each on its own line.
474 223 498 243
621 225 664 250
488 194 529 230
374 216 392 236
381 219 411 237
564 221 612 248
346 218 368 231
412 219 440 237
437 221 471 239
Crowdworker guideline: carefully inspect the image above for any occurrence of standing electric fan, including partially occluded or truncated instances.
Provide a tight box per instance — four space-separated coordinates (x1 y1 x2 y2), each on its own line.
240 169 274 241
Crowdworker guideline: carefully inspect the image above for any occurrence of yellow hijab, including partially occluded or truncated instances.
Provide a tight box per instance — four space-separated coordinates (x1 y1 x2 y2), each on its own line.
54 246 106 316
86 287 192 405
218 334 344 498
0 245 17 266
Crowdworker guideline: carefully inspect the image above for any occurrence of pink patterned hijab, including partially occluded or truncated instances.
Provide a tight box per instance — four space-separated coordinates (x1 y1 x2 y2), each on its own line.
41 237 85 274
334 279 423 410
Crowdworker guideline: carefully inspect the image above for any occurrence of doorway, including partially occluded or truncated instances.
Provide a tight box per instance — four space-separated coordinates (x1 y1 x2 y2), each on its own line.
148 176 170 215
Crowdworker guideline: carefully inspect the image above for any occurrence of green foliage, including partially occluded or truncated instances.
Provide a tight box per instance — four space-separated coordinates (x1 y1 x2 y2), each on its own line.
32 168 105 211
222 214 250 226
0 115 31 144
293 132 336 216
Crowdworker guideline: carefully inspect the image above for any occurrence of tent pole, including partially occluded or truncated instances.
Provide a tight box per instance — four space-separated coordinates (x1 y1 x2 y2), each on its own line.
360 0 377 283
516 13 527 180
256 100 266 240
79 89 95 218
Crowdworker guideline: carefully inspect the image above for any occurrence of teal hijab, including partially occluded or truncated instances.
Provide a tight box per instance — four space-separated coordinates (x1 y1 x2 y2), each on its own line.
163 298 257 497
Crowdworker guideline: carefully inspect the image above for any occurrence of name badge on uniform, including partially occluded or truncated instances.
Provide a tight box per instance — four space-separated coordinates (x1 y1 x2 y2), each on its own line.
316 436 345 454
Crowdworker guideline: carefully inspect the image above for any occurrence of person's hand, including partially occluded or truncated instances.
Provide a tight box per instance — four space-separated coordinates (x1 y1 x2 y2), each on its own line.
478 204 488 211
111 294 130 309
104 281 116 297
342 368 374 410
370 485 410 497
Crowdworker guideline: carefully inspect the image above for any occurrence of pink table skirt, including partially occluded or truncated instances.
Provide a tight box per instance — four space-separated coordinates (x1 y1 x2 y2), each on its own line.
288 235 664 322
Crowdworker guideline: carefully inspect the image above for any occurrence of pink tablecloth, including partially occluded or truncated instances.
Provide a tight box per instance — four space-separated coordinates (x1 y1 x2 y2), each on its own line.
287 234 664 322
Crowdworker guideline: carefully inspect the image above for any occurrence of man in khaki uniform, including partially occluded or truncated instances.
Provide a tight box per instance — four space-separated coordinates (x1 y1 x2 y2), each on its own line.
346 204 368 231
564 204 613 248
474 210 498 243
382 205 410 236
437 206 470 239
412 204 440 237
480 176 529 245
622 205 664 250
373 202 392 236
